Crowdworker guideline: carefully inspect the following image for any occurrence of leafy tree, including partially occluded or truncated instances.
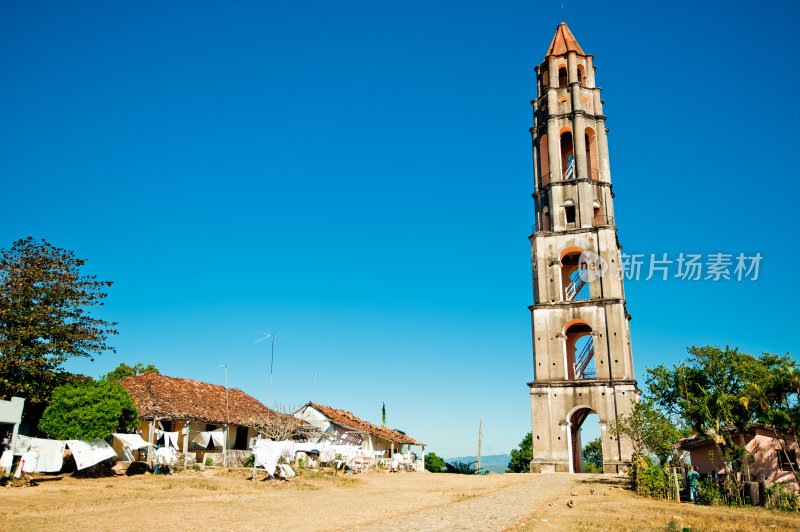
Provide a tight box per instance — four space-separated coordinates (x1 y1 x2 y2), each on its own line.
0 237 117 405
424 452 445 473
105 362 159 381
609 400 684 466
646 345 799 499
38 380 138 440
581 437 603 472
445 460 476 474
507 432 533 473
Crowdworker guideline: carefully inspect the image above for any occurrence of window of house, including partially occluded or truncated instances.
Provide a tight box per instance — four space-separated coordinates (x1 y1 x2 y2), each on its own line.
778 449 797 471
558 67 568 87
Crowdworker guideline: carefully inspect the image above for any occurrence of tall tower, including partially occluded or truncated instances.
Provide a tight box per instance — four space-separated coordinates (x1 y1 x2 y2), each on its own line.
527 23 639 474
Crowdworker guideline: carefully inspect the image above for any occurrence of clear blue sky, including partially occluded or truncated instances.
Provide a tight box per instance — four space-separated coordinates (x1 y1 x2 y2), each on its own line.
2 1 798 458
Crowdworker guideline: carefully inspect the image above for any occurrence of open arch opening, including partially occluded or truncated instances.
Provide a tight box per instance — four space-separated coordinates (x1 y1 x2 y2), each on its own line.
584 127 598 180
576 65 585 86
563 321 595 380
539 134 550 186
560 249 590 301
568 407 602 473
558 66 568 87
560 131 574 180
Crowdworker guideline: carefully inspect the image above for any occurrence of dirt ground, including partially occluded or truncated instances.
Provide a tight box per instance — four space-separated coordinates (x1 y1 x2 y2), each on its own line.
2 469 800 531
508 476 800 532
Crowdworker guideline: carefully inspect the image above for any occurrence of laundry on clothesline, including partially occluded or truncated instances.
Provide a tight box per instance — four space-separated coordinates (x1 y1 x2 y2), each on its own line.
66 439 116 470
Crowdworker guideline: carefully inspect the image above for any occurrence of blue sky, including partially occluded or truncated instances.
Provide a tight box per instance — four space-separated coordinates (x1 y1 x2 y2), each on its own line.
2 1 799 458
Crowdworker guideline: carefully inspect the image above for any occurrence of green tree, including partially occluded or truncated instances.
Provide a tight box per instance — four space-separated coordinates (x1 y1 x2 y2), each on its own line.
581 437 603 472
424 452 445 473
38 380 138 440
0 237 117 405
105 362 159 381
609 400 684 466
646 345 798 500
507 432 533 473
445 460 477 474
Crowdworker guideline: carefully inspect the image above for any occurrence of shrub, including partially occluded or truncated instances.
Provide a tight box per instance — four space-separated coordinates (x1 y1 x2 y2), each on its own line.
205 457 213 467
628 455 670 499
38 380 138 440
766 482 800 511
424 452 445 473
696 477 722 505
243 454 255 468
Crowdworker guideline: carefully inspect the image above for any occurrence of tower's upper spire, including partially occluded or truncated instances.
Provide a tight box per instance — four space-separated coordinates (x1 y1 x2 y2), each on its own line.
545 22 585 58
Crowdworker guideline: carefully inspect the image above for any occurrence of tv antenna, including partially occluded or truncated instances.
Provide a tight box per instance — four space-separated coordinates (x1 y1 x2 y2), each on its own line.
255 331 278 407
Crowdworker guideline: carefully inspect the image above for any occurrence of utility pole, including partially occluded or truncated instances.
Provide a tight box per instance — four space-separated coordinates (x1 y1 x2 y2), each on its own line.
477 419 483 475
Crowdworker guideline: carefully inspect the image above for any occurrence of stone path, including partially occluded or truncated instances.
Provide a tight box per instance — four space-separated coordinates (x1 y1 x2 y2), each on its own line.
355 473 580 531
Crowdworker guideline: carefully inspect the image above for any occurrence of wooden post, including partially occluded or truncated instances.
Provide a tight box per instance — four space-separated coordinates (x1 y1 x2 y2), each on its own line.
477 420 483 475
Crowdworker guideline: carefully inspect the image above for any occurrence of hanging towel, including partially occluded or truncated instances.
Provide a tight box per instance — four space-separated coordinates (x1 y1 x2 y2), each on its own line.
11 434 33 455
163 432 180 450
66 439 117 470
15 450 38 477
0 450 13 474
209 429 225 448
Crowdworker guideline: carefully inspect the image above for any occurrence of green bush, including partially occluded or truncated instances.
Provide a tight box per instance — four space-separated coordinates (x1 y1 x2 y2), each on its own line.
243 454 255 468
424 452 445 473
628 455 670 499
205 457 213 467
696 477 722 505
38 380 139 440
767 482 800 511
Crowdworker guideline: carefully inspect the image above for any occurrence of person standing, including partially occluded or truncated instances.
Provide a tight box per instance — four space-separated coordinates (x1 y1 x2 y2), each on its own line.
687 465 701 503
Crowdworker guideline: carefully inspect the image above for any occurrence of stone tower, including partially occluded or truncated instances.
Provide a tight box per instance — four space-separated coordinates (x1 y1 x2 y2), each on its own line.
527 23 639 474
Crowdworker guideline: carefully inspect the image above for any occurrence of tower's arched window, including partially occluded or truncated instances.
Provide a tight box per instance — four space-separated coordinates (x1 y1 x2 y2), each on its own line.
563 321 595 380
584 127 598 180
542 70 550 90
560 249 589 301
576 65 585 86
560 130 574 180
558 66 568 87
539 134 550 186
563 199 576 226
542 206 550 232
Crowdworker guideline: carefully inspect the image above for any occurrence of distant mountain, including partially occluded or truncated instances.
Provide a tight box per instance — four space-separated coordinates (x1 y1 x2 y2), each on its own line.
444 454 511 474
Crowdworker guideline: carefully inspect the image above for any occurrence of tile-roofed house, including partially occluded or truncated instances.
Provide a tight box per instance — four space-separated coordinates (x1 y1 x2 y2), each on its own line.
119 372 277 426
118 373 292 465
294 402 425 469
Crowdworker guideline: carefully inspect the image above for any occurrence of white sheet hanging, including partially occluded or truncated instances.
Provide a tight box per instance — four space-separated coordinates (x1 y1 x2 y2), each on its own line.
0 450 13 473
28 438 66 472
112 433 152 450
67 439 117 470
190 429 225 448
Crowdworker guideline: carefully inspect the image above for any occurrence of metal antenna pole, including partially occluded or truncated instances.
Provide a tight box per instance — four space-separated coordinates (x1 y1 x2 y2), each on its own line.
268 333 275 408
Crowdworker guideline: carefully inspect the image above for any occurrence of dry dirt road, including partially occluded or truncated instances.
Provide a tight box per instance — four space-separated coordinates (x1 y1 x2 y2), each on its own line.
3 470 799 531
0 469 576 531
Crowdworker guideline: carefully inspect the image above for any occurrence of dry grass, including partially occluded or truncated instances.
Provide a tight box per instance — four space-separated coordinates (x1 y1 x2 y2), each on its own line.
508 476 800 532
0 469 530 531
